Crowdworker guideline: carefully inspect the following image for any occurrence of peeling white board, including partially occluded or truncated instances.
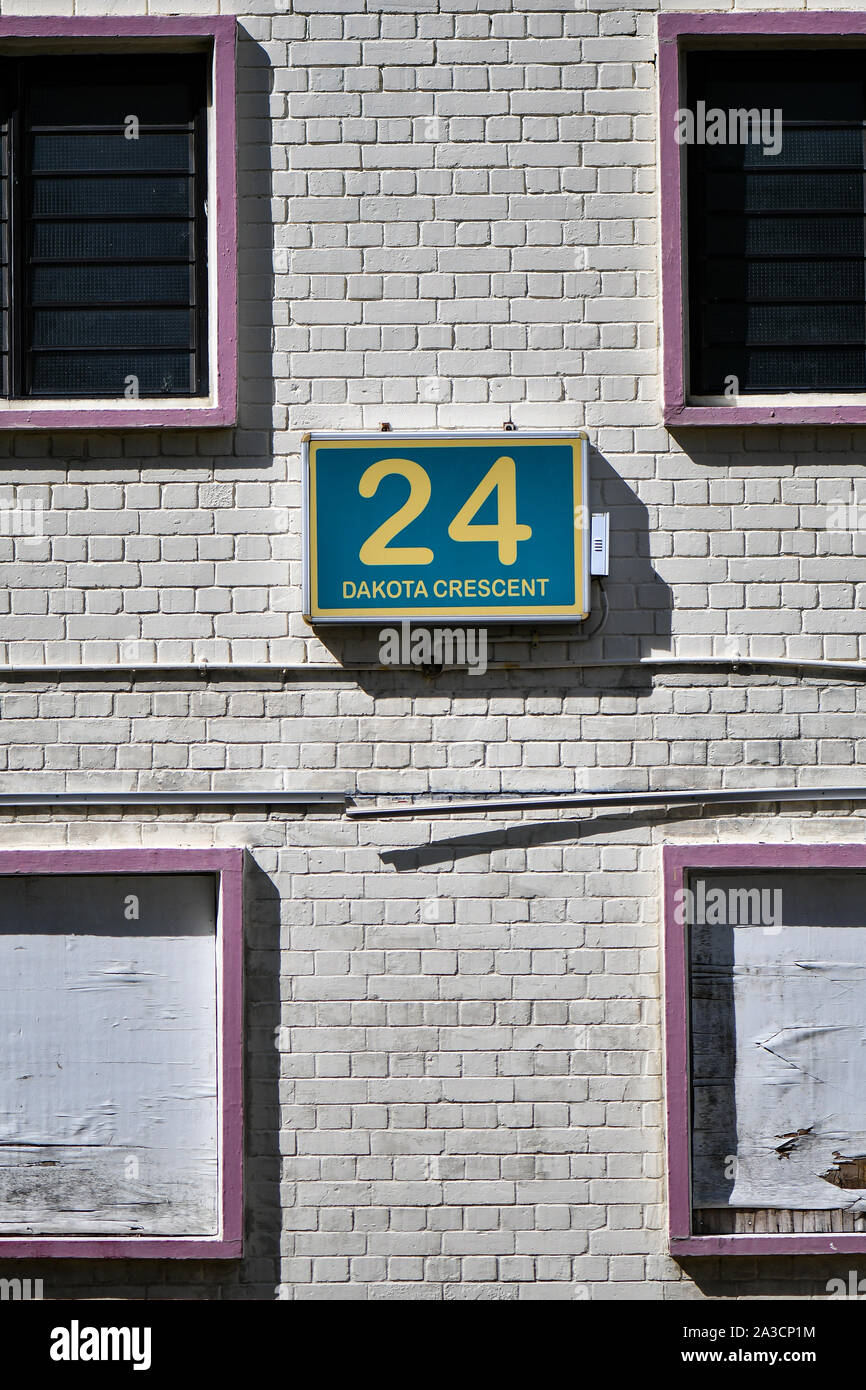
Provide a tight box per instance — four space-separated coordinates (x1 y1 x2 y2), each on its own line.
692 871 866 1212
0 875 218 1236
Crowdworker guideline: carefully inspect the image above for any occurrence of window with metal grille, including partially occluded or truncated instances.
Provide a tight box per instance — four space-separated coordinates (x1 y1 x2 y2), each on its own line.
0 54 207 400
687 50 866 396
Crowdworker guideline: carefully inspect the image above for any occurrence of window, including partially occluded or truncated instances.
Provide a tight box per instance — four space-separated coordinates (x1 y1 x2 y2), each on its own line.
687 51 866 398
0 17 237 429
0 849 243 1258
0 54 207 401
665 844 866 1255
659 12 866 425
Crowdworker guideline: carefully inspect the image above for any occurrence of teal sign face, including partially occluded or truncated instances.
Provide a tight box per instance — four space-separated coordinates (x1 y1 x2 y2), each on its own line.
304 432 589 623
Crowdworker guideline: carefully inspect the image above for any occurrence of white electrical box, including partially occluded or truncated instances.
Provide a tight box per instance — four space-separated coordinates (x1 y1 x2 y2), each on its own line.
590 513 610 576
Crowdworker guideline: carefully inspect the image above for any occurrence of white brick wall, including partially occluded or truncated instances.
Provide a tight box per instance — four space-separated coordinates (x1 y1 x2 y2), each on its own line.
0 0 862 1299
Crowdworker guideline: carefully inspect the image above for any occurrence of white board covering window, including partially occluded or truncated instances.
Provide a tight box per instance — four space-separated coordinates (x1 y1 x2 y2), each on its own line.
0 851 243 1258
691 869 866 1232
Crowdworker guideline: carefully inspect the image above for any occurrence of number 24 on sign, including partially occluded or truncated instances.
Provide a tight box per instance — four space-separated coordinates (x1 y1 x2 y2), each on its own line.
358 455 532 567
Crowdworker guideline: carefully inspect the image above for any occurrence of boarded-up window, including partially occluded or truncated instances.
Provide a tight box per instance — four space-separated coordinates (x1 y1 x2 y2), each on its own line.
0 874 218 1237
690 869 866 1235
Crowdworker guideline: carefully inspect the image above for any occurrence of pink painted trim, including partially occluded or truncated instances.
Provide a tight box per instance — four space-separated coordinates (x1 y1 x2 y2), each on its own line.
659 13 866 427
658 13 866 41
673 1233 866 1257
664 842 866 1256
0 17 237 431
219 852 244 1257
665 405 866 427
663 846 692 1246
658 13 686 424
0 847 244 1259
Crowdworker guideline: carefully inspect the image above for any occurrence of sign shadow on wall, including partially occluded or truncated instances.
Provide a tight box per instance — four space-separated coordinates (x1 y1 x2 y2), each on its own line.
312 446 672 696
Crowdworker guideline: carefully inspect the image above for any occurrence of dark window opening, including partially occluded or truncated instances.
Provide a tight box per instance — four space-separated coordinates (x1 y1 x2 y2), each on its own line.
0 54 208 400
687 50 866 395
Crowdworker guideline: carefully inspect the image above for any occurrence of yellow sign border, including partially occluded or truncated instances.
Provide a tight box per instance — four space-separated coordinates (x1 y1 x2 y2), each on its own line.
307 435 588 622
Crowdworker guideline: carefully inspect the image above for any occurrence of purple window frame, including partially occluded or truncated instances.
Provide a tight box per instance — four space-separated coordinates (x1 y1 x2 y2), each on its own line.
664 842 866 1256
659 11 866 427
0 847 243 1259
0 16 237 431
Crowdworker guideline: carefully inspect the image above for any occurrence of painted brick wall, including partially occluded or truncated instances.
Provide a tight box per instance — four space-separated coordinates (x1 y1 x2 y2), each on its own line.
0 0 862 1300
